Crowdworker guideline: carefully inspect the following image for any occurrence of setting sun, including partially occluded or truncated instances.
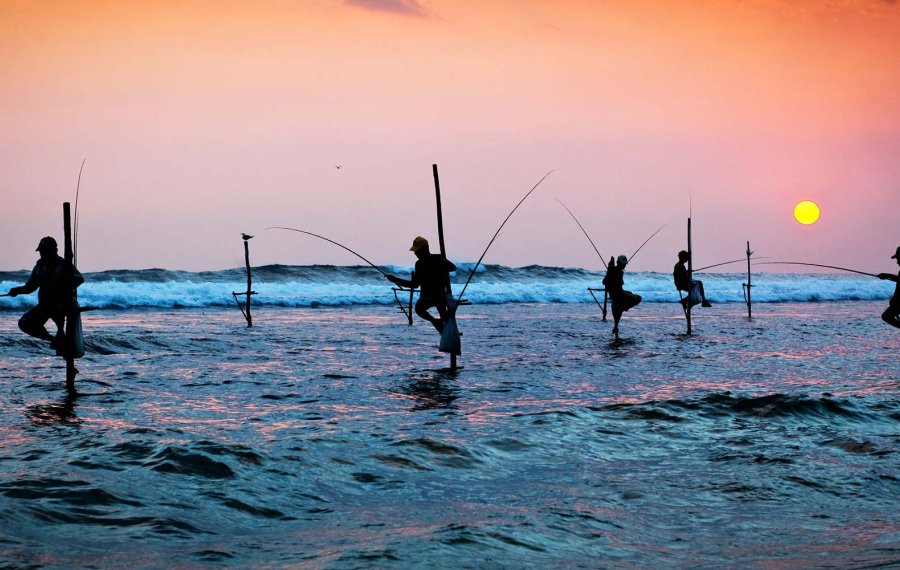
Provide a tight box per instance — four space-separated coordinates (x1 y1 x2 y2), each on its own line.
793 200 821 225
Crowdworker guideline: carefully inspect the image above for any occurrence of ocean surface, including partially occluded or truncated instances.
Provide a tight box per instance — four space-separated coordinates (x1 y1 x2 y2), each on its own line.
0 265 898 569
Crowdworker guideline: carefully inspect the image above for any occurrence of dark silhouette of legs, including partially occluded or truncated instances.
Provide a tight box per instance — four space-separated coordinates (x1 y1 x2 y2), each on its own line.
19 306 64 344
883 304 900 329
415 298 447 333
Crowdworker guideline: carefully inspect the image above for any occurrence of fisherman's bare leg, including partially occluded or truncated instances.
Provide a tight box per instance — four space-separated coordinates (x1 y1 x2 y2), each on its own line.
696 281 712 307
18 306 56 343
415 298 445 333
611 307 623 338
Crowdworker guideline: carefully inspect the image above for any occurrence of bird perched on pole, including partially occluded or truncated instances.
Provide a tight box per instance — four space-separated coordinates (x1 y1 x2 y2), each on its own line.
241 233 254 241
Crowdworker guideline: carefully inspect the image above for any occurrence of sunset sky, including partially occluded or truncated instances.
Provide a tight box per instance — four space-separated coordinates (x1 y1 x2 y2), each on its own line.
2 0 899 273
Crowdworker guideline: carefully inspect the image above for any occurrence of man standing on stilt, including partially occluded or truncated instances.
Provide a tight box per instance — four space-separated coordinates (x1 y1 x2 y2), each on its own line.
603 255 642 338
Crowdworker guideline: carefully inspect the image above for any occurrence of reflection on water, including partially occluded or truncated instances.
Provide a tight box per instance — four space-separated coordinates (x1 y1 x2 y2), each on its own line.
24 394 80 427
397 370 460 411
0 302 897 568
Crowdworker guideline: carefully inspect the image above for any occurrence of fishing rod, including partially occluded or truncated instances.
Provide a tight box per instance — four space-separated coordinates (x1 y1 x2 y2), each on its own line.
73 160 85 267
265 227 389 277
755 261 879 278
694 256 771 273
457 170 553 300
629 225 666 263
556 200 607 269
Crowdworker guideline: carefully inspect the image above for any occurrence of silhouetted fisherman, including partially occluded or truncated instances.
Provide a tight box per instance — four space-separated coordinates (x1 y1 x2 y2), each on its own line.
602 254 642 338
878 246 900 329
6 237 83 351
387 236 456 333
674 250 712 309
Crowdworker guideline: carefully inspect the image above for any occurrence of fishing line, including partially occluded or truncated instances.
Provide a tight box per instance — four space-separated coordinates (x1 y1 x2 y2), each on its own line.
457 170 553 300
755 261 879 278
629 225 666 263
265 227 389 277
73 160 85 267
694 256 771 273
556 200 607 269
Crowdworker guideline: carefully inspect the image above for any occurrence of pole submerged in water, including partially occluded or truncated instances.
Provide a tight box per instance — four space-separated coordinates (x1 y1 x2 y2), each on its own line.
745 241 752 319
243 237 253 327
686 217 693 336
233 234 257 327
432 164 456 370
63 202 77 393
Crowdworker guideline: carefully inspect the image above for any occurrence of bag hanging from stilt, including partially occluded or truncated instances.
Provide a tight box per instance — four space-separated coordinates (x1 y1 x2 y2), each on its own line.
439 295 461 355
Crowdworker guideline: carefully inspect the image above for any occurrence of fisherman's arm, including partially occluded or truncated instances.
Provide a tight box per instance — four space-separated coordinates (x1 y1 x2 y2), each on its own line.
387 264 419 289
444 259 456 273
73 266 85 288
878 273 898 282
7 267 39 297
387 274 415 288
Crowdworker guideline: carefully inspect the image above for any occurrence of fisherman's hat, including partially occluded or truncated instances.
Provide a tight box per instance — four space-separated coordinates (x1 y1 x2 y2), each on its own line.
892 246 900 259
410 236 429 252
617 254 628 266
36 236 57 252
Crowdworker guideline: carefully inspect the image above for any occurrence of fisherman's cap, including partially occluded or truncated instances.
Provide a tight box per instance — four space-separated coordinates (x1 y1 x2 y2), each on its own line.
892 246 900 259
410 236 429 252
36 236 57 252
617 254 628 266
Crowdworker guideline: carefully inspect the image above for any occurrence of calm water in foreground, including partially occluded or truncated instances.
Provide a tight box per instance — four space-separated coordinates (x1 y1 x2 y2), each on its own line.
0 301 897 569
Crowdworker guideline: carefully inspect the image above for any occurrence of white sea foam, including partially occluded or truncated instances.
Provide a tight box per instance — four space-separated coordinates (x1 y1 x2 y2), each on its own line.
0 266 893 309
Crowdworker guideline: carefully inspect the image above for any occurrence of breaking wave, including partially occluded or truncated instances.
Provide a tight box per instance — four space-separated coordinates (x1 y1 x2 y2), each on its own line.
0 264 893 310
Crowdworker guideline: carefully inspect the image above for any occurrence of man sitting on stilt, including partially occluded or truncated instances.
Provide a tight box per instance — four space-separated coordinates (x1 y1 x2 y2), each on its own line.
6 237 84 353
878 246 900 329
674 250 712 310
387 236 456 334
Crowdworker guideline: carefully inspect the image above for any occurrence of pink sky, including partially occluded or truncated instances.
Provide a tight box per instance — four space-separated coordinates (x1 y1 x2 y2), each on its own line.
1 0 898 273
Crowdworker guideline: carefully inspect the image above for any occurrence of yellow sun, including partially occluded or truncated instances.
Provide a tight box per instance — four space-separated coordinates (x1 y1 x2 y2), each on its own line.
793 200 821 225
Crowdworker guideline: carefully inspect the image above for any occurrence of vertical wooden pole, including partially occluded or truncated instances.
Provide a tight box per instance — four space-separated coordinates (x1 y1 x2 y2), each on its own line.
686 217 692 336
63 202 77 393
244 239 253 327
746 240 752 319
432 164 456 370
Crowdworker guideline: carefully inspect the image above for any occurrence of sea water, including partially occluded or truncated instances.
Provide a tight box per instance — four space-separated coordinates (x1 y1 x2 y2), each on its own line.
0 267 897 568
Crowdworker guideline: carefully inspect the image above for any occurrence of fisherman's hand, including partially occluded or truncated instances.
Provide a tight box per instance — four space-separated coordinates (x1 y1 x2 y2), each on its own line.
7 289 18 297
386 275 400 284
878 273 896 281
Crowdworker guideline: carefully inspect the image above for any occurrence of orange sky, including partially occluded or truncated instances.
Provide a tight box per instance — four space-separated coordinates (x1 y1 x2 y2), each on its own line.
1 0 898 272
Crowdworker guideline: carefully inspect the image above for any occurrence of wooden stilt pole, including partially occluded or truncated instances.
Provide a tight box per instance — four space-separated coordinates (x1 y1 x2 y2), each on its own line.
63 203 77 393
243 238 253 327
432 164 456 370
686 217 692 336
745 240 752 319
233 235 257 326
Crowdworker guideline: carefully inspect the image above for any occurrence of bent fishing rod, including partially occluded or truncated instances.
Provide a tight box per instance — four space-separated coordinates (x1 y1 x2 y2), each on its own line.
457 170 553 300
265 227 389 277
754 261 879 278
556 200 607 269
556 202 664 268
694 256 771 273
629 224 666 263
73 160 85 267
